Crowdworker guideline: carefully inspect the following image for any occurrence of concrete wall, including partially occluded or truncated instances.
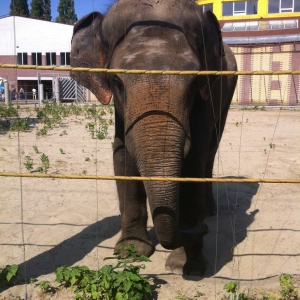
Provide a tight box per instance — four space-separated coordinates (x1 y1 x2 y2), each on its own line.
0 16 73 55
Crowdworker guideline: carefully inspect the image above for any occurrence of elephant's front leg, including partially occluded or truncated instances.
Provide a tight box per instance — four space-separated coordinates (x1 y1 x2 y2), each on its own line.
113 137 155 257
165 181 207 276
165 151 208 276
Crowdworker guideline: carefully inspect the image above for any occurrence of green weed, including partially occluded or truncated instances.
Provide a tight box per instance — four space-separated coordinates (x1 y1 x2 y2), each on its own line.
55 244 152 300
23 156 34 172
0 264 19 285
38 280 51 292
33 145 39 153
36 153 50 173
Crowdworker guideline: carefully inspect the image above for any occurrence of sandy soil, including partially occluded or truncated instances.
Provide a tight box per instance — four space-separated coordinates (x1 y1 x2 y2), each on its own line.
0 107 299 299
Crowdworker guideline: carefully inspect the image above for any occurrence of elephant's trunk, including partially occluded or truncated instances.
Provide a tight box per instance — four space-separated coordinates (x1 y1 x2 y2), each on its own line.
126 114 207 249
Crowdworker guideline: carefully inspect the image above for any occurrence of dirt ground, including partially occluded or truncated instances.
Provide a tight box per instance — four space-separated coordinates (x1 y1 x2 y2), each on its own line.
0 107 299 299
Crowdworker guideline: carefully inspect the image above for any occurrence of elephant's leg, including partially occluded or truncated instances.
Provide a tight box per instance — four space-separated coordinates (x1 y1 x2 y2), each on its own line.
205 98 232 216
114 137 154 257
165 154 208 276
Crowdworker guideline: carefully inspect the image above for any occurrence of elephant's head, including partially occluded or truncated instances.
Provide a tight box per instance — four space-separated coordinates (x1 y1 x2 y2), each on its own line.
71 0 227 250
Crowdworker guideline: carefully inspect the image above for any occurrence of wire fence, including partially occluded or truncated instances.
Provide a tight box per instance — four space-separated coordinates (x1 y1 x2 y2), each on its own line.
0 63 300 299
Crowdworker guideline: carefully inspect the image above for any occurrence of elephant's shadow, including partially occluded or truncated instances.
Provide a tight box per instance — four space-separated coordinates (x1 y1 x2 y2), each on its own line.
148 177 259 279
5 216 121 287
203 177 259 277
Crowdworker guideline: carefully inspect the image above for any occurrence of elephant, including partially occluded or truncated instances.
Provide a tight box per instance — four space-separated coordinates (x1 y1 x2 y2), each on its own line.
70 0 237 276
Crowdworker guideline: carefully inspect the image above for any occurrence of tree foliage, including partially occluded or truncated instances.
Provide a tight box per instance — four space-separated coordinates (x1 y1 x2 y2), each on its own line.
56 0 78 25
10 0 29 17
30 0 44 19
30 0 52 21
44 0 52 21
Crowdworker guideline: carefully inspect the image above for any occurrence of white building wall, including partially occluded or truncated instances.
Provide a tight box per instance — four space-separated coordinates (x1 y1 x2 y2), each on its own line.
0 16 73 55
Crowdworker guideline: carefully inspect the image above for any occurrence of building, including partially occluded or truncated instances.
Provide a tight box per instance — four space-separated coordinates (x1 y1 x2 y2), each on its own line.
197 0 300 105
1 1 300 106
0 16 86 102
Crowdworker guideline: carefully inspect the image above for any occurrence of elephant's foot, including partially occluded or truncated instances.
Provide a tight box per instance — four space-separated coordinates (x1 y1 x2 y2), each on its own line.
115 236 155 257
165 245 205 276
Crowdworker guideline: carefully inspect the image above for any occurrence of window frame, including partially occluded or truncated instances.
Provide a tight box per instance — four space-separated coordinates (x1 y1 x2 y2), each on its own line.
268 0 300 13
222 1 258 17
46 52 57 66
31 52 42 66
200 3 213 13
280 0 293 13
233 2 246 15
60 52 70 66
17 52 28 65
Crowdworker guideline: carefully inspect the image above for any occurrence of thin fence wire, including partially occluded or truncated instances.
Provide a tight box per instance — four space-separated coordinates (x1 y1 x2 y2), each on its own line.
0 172 299 183
1 63 300 75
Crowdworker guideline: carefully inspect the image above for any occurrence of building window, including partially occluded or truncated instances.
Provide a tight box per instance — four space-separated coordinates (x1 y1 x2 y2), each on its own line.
223 1 257 16
60 52 70 66
31 52 42 66
17 53 28 65
46 52 56 66
199 4 213 13
268 0 300 14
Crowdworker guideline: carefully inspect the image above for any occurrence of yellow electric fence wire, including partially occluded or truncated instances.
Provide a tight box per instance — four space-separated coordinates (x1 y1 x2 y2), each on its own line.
1 63 300 75
0 172 299 183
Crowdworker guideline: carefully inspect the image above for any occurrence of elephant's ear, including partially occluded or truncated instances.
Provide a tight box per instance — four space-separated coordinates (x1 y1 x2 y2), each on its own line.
205 11 224 59
194 10 224 101
71 12 112 105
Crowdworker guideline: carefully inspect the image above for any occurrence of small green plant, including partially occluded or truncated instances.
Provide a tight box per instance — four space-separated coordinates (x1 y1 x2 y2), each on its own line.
9 118 30 132
85 157 90 162
55 244 152 300
0 264 19 284
36 153 50 173
36 126 49 137
279 273 298 299
60 130 68 136
59 148 65 154
39 280 51 292
23 156 34 172
82 170 87 175
269 143 276 149
224 281 253 300
29 277 37 284
33 145 39 153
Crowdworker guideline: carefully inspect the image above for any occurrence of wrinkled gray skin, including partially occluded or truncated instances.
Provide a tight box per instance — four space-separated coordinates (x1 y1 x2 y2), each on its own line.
71 0 237 276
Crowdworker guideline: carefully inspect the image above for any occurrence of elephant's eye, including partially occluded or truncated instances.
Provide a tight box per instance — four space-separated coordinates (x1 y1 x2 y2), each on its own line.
113 76 124 95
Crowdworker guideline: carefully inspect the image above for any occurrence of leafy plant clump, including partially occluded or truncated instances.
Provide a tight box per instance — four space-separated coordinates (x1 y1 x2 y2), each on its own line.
23 155 34 172
55 244 152 300
223 274 299 300
0 104 19 118
9 118 30 132
263 274 299 300
36 153 50 173
0 265 19 285
224 281 253 300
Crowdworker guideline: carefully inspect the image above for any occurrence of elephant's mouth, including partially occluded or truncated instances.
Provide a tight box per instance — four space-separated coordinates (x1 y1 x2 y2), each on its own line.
125 110 191 141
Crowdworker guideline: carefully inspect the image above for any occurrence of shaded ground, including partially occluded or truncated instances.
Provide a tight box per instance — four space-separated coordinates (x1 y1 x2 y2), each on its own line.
0 108 299 299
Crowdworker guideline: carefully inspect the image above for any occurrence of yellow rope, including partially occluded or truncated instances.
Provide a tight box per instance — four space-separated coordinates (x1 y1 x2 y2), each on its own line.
1 63 300 75
0 172 299 183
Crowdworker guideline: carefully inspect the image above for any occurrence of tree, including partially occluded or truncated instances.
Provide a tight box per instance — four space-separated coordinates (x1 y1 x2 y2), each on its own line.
10 0 29 17
30 0 44 19
30 0 52 21
43 0 52 21
56 0 78 25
